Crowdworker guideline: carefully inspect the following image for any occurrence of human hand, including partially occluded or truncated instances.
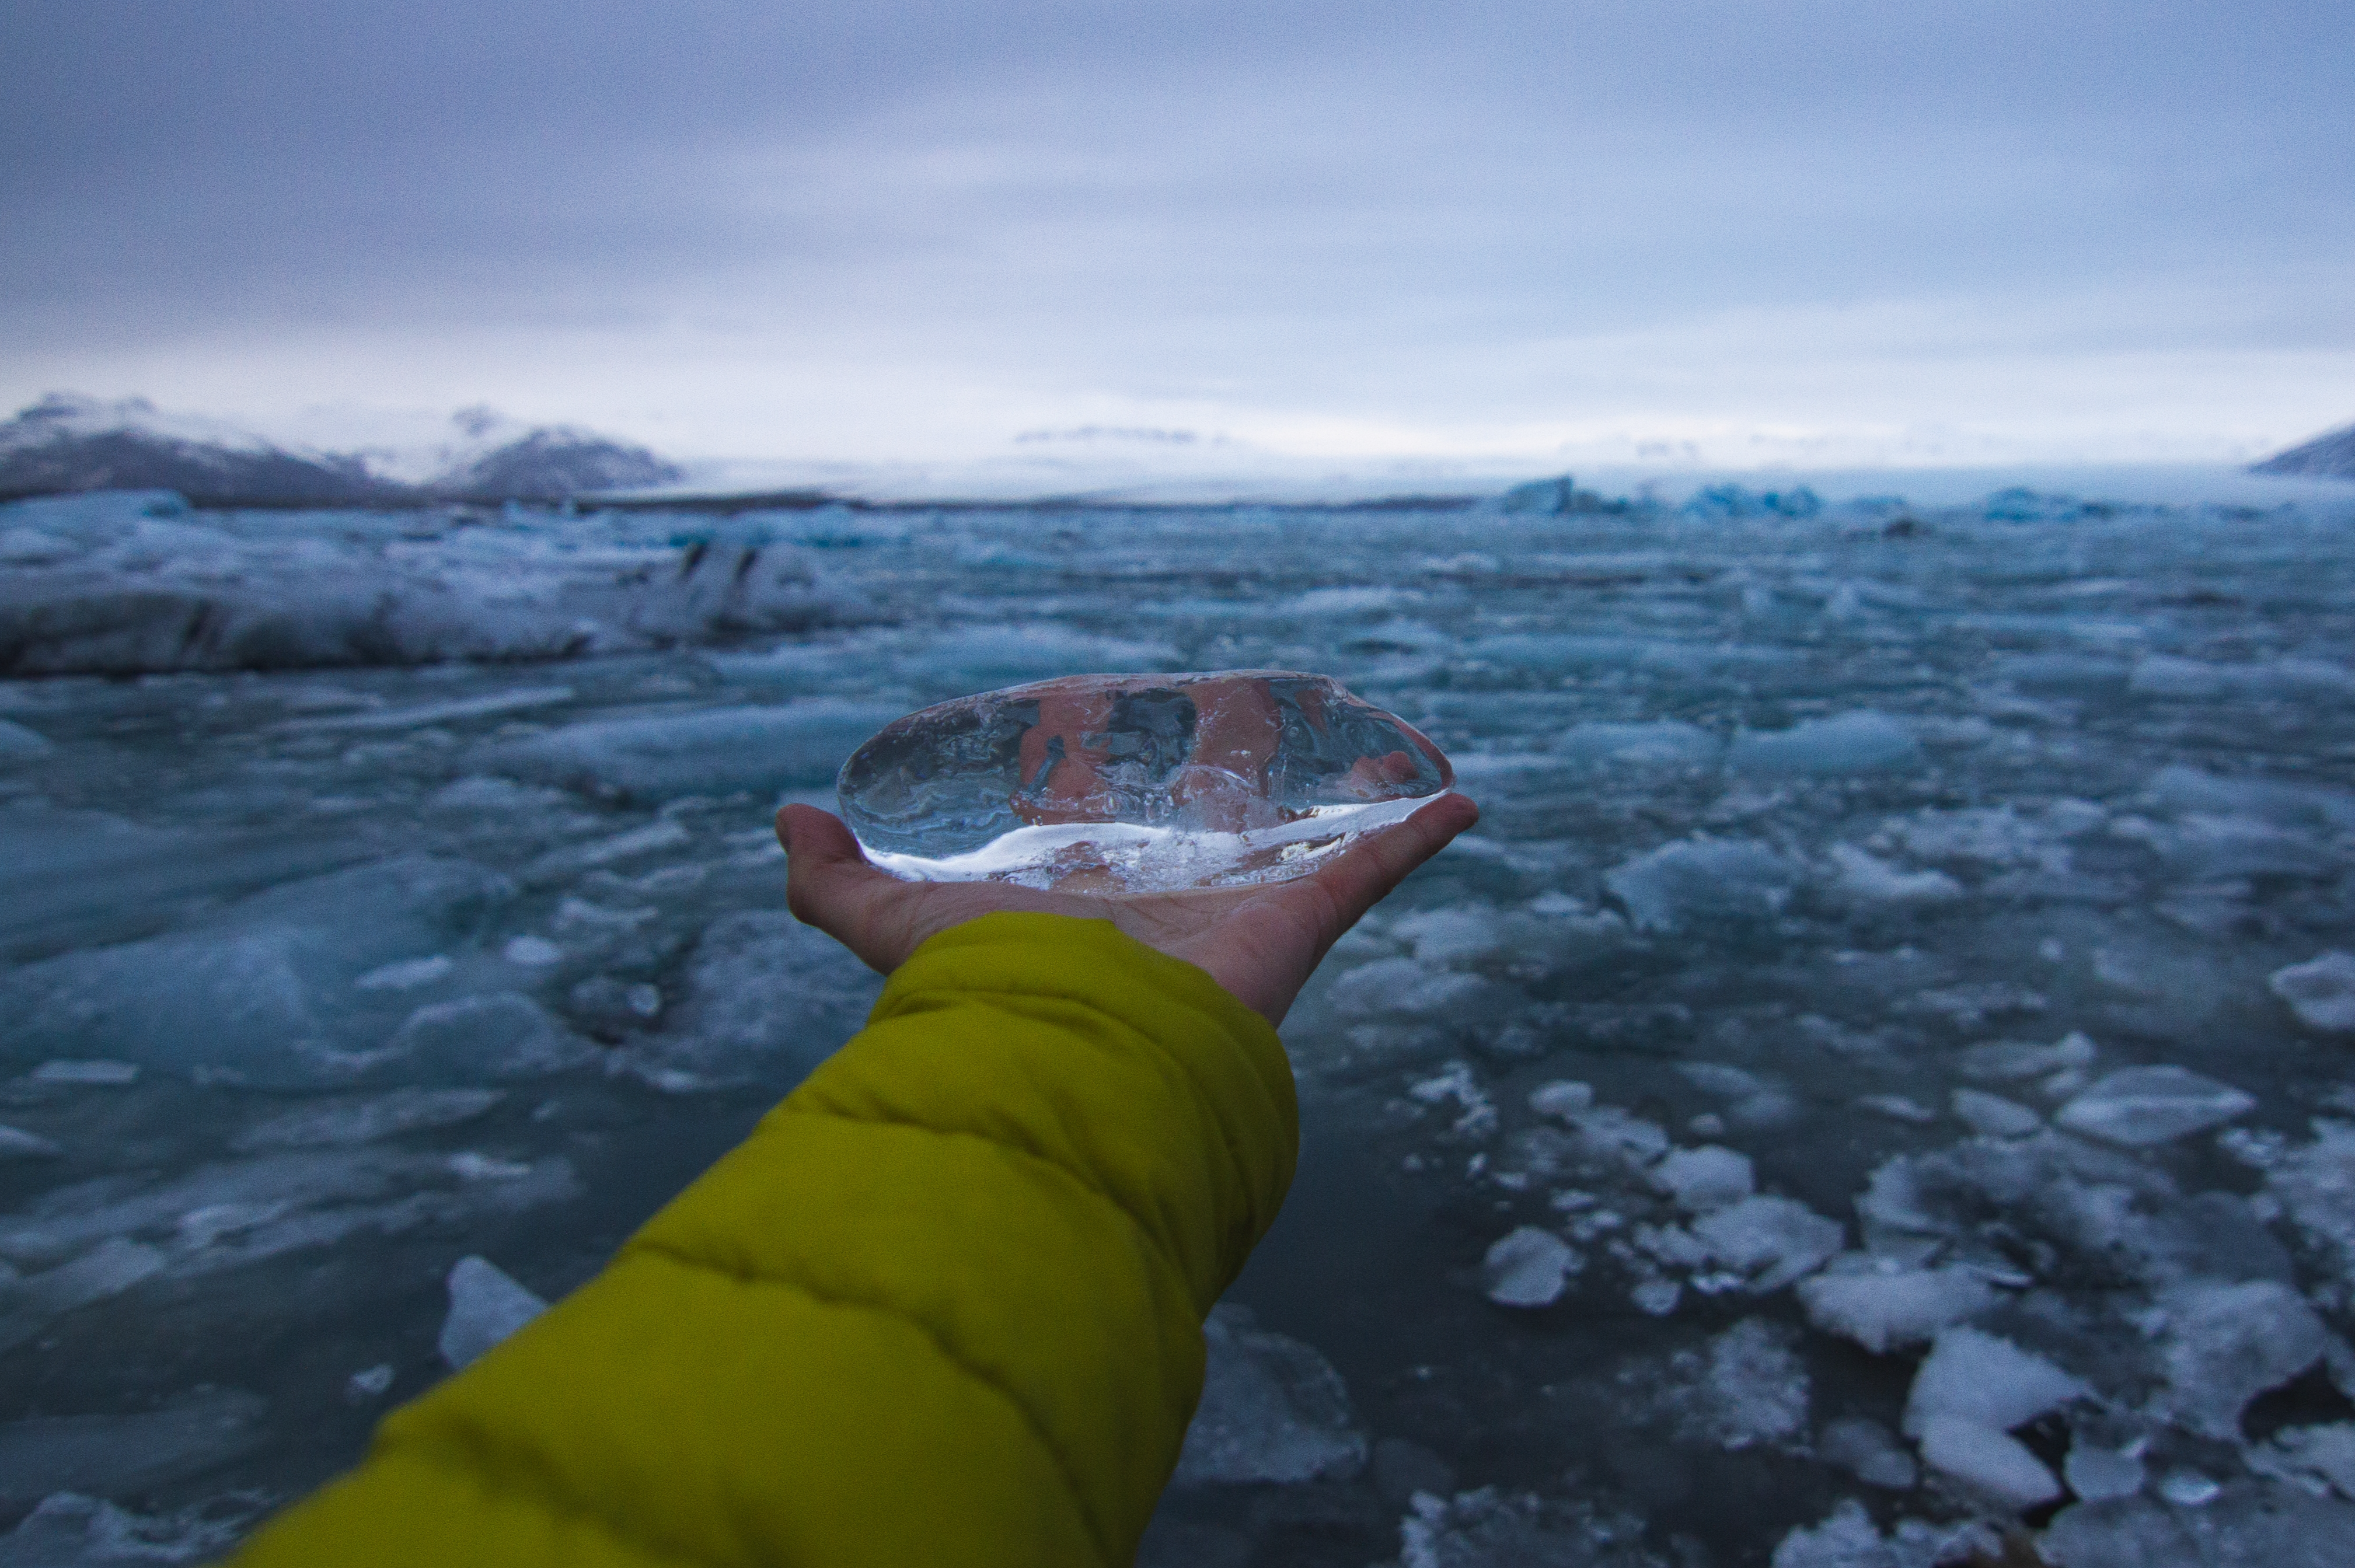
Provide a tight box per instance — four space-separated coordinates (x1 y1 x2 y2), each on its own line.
776 794 1480 1026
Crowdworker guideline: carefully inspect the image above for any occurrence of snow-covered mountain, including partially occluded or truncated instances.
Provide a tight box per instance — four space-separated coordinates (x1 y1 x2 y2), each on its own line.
2250 420 2355 480
0 395 404 505
0 395 683 505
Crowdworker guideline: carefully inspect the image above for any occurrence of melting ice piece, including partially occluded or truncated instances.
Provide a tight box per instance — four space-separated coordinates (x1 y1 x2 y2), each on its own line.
837 670 1453 893
438 1255 549 1370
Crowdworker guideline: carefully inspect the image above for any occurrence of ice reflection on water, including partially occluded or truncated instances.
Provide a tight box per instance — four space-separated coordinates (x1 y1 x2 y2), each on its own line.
3 488 2355 1563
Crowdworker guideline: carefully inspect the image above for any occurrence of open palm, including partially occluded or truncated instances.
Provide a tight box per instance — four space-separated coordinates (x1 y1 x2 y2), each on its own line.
777 794 1480 1025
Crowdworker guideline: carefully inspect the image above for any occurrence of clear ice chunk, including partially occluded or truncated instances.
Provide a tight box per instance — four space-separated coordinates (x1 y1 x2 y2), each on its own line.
836 671 1454 893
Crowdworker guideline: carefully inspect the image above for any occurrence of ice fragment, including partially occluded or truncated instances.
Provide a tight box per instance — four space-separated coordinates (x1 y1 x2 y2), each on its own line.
438 1255 548 1370
1916 1415 2061 1509
1692 1196 1844 1291
1729 711 1921 776
0 718 54 759
1769 1500 1995 1568
0 1125 60 1159
0 1388 267 1515
2157 1279 2329 1439
1527 1080 1595 1118
346 1363 396 1401
502 935 563 966
1678 1318 1810 1449
1818 1417 1920 1490
231 1088 505 1151
2064 1444 2147 1503
2157 1471 2221 1507
29 1059 138 1085
1829 844 1962 903
1855 1094 1938 1124
2055 1067 2255 1146
1952 1089 2042 1138
1606 837 1798 930
2261 1424 2355 1500
354 954 455 991
1171 1304 1365 1485
1903 1327 2085 1436
838 671 1452 893
1798 1258 1997 1354
2272 952 2355 1034
1482 1227 1578 1308
389 993 596 1080
1651 1146 1756 1212
2040 1483 2355 1566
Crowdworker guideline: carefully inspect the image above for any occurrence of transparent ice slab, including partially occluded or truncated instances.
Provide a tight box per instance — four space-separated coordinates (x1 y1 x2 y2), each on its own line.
837 670 1454 892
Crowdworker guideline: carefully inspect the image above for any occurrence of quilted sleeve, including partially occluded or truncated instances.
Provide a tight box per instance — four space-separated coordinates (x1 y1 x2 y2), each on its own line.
232 911 1299 1568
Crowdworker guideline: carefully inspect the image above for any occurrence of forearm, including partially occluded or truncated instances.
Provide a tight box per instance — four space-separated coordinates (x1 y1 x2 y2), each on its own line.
234 912 1298 1568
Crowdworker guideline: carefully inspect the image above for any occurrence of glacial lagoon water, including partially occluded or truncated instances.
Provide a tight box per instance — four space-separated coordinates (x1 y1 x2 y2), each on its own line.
4 482 2355 1562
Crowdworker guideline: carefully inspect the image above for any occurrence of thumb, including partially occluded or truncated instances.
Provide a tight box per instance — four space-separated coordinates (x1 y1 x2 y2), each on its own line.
777 804 898 938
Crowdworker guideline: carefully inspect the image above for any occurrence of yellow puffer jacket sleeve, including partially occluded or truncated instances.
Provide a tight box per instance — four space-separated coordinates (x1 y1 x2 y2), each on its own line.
233 912 1297 1568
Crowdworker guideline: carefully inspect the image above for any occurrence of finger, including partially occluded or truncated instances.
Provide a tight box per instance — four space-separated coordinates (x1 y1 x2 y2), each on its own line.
776 805 906 952
1302 792 1480 936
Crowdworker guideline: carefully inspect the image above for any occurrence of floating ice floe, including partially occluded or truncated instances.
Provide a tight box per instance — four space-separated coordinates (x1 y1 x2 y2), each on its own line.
0 495 864 676
1690 1197 1844 1293
387 993 598 1080
1482 1227 1579 1308
487 700 901 803
231 1088 505 1152
1728 711 1921 776
0 1238 166 1354
0 1124 60 1160
2263 1120 2355 1297
1665 1318 1810 1451
2272 953 2355 1034
1796 1257 1997 1355
1770 1499 1993 1568
0 855 517 1088
1398 1487 1653 1568
1331 958 1502 1022
620 910 882 1089
0 717 53 759
0 1387 267 1517
2039 1483 2355 1567
1171 1304 1365 1485
0 1490 262 1564
1649 1146 1756 1212
2063 1441 2147 1503
1952 1089 2042 1138
1902 1327 2085 1507
1917 1414 2063 1509
438 1255 549 1370
2156 1279 2332 1439
27 1060 138 1085
2054 1066 2255 1146
1957 1031 2098 1082
1551 720 1723 770
1605 837 1799 931
1827 843 1963 903
2254 1423 2355 1500
1816 1417 1920 1490
2130 654 2355 700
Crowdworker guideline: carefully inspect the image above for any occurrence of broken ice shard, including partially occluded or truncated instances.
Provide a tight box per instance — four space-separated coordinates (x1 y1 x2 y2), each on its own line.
838 671 1453 893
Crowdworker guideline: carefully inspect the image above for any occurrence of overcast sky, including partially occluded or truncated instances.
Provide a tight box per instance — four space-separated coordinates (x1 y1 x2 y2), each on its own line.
3 0 2350 476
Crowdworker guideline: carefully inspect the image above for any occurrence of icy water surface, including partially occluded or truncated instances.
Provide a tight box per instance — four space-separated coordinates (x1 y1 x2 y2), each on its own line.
5 487 2355 1563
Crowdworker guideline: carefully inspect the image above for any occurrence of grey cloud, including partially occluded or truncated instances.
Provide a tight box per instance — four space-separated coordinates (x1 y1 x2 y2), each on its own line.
1 0 2349 449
